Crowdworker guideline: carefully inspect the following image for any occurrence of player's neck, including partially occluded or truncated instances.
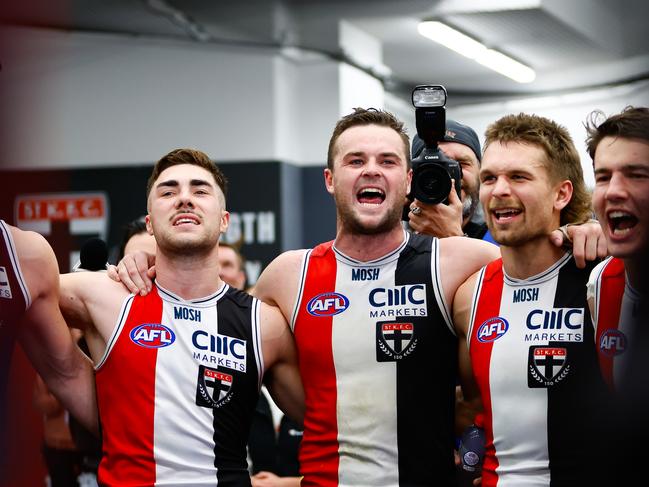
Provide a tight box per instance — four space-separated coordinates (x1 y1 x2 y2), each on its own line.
334 226 406 262
154 251 222 300
500 239 566 280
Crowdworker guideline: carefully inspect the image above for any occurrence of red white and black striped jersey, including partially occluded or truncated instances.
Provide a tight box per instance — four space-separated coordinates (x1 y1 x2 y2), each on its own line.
96 283 263 486
588 257 640 391
0 220 31 469
467 253 607 487
291 231 458 487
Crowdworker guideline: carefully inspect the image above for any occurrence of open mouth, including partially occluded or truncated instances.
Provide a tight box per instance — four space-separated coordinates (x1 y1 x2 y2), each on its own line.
356 187 385 205
492 207 522 222
173 215 200 226
608 210 638 236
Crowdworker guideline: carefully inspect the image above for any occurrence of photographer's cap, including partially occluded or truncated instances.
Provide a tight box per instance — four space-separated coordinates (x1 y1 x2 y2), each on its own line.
412 119 482 162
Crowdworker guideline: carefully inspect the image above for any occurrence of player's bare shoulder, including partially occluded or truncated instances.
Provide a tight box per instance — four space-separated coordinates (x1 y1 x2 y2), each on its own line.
251 249 308 316
9 226 59 301
437 236 499 305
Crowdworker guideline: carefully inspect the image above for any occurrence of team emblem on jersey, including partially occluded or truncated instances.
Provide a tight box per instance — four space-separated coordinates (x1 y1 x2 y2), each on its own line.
376 321 418 361
528 346 571 387
196 365 234 408
306 292 349 317
477 317 509 343
599 329 627 357
130 323 176 348
0 267 12 299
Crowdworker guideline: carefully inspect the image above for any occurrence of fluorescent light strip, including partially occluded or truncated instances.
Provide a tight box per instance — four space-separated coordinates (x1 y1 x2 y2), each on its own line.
417 21 536 84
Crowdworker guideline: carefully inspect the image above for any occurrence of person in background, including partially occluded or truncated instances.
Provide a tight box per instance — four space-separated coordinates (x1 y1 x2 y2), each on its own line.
117 217 157 261
33 331 86 487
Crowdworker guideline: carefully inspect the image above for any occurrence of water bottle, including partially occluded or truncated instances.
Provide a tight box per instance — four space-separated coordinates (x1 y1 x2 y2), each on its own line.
458 422 485 478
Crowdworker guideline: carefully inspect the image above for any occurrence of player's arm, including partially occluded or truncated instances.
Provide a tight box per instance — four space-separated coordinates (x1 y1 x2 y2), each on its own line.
549 219 608 268
453 271 483 435
438 236 500 307
108 250 156 295
260 303 305 426
15 232 98 435
250 250 305 320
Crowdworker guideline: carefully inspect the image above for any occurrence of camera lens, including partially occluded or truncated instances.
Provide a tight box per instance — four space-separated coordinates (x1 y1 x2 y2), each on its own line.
412 164 452 204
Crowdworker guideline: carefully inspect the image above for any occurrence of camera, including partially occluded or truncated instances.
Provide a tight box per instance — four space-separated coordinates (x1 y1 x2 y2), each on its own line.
409 85 461 205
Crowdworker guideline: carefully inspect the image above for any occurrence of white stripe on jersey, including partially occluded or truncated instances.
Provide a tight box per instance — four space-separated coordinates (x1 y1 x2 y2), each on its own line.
332 254 401 486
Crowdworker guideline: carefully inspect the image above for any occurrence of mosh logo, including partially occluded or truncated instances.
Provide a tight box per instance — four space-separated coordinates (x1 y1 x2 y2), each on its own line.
599 329 627 357
130 323 176 348
307 292 349 317
477 317 509 342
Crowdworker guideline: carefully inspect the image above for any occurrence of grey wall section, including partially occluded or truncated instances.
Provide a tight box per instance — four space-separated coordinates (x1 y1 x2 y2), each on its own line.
301 165 336 249
280 163 303 252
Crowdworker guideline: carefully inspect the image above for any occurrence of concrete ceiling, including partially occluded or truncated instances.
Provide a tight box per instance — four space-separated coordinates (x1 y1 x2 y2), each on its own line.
2 0 648 105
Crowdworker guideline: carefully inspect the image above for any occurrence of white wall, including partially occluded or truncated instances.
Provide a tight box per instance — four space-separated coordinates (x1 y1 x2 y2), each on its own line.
449 81 649 188
0 26 344 169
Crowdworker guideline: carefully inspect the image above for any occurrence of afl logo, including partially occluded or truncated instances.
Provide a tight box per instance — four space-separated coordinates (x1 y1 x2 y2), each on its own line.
477 317 509 343
306 292 349 317
599 329 627 357
130 323 176 348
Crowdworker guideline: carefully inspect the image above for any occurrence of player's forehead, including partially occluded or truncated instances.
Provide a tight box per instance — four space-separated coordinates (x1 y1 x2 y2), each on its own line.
334 124 406 160
156 163 215 185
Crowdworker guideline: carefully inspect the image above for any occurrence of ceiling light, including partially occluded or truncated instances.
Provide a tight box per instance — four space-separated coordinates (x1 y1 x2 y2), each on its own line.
417 21 536 84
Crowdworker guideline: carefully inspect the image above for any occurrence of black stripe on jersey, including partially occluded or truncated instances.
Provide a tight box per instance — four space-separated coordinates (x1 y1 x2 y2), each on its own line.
394 233 457 486
212 287 259 486
290 248 312 329
546 258 609 486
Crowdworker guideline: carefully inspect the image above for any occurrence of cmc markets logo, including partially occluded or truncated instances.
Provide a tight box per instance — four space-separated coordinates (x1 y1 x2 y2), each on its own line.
130 323 176 348
306 292 349 317
477 316 509 342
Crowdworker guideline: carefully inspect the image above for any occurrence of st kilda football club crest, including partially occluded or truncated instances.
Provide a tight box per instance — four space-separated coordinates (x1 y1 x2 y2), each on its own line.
528 346 571 387
376 321 418 361
196 365 234 408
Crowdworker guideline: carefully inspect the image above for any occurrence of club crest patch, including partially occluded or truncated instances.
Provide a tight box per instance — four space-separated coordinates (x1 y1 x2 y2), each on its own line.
196 365 234 408
376 321 418 361
528 346 571 387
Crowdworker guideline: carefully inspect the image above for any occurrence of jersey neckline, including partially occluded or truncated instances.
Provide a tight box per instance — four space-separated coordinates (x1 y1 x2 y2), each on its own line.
503 251 573 286
155 281 229 306
332 229 410 267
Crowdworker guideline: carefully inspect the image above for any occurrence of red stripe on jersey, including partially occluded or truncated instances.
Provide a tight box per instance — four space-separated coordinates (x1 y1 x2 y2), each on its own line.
595 258 625 390
469 259 505 487
96 288 163 486
293 241 339 487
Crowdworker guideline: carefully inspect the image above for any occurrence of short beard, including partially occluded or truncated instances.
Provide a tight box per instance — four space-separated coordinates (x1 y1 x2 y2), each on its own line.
462 192 479 221
338 204 403 236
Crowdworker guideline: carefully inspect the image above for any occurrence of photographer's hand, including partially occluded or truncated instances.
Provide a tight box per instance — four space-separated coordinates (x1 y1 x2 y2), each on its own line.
408 183 464 238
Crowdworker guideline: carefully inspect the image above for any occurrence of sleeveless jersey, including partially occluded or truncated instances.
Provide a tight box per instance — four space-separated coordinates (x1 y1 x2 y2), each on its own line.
467 253 607 487
0 220 31 469
589 257 641 391
292 232 458 487
96 283 263 486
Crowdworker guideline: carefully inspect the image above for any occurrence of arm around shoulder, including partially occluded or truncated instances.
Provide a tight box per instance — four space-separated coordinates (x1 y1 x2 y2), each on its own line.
259 302 304 426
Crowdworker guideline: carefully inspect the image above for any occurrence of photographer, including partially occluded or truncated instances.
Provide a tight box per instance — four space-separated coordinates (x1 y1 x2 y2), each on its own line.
407 118 607 268
408 120 490 241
